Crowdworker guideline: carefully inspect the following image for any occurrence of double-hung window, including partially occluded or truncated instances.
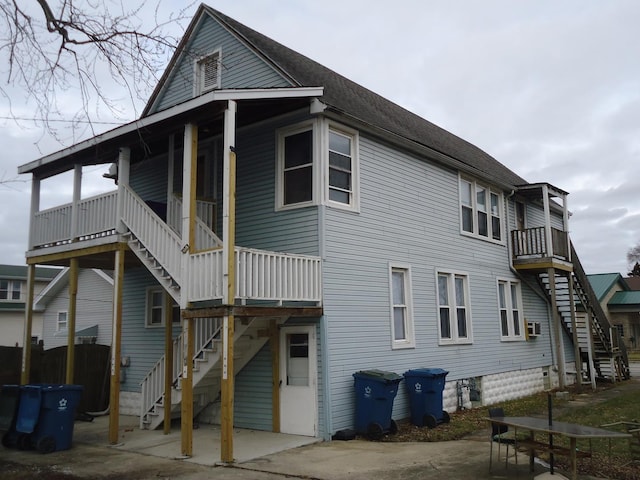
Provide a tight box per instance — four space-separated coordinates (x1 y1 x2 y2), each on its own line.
389 264 415 349
436 271 472 344
146 288 180 327
459 177 503 242
497 279 524 340
276 121 359 211
57 311 68 331
0 280 21 301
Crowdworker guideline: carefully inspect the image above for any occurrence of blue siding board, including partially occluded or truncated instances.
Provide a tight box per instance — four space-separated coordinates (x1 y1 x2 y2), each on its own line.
321 134 560 431
234 343 272 430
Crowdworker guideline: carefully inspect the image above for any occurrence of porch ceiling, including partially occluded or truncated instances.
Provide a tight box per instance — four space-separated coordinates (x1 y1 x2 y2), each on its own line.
18 89 320 179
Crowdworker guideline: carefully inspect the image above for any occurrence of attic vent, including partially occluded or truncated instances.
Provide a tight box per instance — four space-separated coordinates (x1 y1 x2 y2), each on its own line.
197 50 221 93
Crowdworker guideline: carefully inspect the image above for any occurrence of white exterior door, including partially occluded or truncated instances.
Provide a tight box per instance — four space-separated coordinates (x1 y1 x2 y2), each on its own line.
279 325 317 436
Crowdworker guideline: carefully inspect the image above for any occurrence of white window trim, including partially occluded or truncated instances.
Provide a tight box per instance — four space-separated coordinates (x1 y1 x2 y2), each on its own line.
193 48 222 96
56 311 68 332
324 120 360 213
275 119 361 213
459 175 505 244
0 280 21 302
275 120 319 211
145 287 180 328
497 278 525 341
435 269 473 345
388 262 415 349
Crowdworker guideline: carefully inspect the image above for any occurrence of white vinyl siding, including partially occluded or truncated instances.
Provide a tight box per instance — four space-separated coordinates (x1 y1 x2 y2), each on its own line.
389 264 415 349
459 177 504 243
436 271 472 345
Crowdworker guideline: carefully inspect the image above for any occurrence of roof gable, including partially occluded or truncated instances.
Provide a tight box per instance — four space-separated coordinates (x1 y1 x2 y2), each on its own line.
145 7 293 115
146 4 527 189
587 273 627 301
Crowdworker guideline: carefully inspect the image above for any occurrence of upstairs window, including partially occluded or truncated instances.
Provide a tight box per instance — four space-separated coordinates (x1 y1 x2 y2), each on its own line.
459 177 503 242
0 280 21 301
389 264 415 349
276 121 359 211
281 128 313 207
436 271 472 345
196 49 221 94
498 279 524 340
328 126 359 210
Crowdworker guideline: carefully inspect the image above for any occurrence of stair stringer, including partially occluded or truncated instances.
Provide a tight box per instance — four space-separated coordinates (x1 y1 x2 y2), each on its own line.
144 316 284 430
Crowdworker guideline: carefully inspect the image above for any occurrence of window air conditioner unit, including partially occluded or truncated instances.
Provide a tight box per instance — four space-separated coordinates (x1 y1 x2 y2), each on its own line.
527 321 541 338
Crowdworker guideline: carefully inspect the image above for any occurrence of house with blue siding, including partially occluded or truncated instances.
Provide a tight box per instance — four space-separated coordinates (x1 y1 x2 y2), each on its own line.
16 5 628 461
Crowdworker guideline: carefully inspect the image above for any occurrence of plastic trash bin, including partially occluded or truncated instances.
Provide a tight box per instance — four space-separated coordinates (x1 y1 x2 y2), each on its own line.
353 369 402 439
15 384 83 453
404 368 450 428
0 385 21 448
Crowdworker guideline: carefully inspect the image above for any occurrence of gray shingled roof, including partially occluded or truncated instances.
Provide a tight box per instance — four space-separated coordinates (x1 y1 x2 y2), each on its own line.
204 5 528 188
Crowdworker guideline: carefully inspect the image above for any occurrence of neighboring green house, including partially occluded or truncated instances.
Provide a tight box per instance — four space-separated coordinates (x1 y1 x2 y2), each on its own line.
588 273 640 351
0 264 61 346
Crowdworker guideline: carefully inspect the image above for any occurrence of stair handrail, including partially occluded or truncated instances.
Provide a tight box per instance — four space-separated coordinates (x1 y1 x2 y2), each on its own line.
570 242 629 367
121 185 183 283
140 317 222 427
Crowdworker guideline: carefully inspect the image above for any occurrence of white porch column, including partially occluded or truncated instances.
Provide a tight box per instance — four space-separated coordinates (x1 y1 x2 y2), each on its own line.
180 124 198 308
542 184 553 256
116 147 131 234
221 99 237 464
28 177 40 249
70 164 82 240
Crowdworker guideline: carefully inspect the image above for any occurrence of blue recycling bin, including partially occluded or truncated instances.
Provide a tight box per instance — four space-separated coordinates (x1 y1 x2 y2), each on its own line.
404 368 450 428
353 369 402 439
12 384 83 453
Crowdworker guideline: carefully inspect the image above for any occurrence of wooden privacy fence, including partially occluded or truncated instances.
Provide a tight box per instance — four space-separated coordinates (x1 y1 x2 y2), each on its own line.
0 344 110 413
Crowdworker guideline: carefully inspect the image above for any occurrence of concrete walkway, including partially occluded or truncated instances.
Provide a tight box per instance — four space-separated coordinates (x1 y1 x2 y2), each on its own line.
2 364 638 479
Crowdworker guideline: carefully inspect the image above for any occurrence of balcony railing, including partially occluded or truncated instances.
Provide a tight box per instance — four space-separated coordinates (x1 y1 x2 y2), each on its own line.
511 227 569 261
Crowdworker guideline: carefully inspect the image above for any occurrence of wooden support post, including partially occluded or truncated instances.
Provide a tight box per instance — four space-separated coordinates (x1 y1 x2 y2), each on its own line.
548 268 566 390
109 248 125 444
164 293 174 435
270 322 280 433
180 316 194 456
220 100 237 463
66 258 79 384
20 264 36 385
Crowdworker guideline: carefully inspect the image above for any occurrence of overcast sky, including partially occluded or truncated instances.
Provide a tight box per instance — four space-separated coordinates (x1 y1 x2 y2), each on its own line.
1 0 638 275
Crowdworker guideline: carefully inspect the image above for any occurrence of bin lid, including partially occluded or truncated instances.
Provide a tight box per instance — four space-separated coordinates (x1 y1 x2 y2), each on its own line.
353 369 403 382
404 368 449 378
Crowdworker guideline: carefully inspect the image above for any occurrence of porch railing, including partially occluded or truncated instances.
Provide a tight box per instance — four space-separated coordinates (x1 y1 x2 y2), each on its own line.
31 190 118 248
186 246 323 303
167 194 222 251
511 227 569 260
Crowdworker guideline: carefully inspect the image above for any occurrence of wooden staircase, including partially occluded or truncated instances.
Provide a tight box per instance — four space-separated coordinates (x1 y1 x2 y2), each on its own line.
539 243 630 384
140 316 282 430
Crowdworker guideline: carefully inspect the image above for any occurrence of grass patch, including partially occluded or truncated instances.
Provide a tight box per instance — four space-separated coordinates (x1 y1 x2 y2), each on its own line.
381 382 640 479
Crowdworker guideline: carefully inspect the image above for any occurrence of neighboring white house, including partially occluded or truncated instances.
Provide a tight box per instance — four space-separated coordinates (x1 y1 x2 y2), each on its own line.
36 268 113 349
0 264 60 346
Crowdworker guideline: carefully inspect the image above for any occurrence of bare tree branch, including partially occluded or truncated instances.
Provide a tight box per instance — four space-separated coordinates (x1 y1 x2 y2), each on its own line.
0 0 195 142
